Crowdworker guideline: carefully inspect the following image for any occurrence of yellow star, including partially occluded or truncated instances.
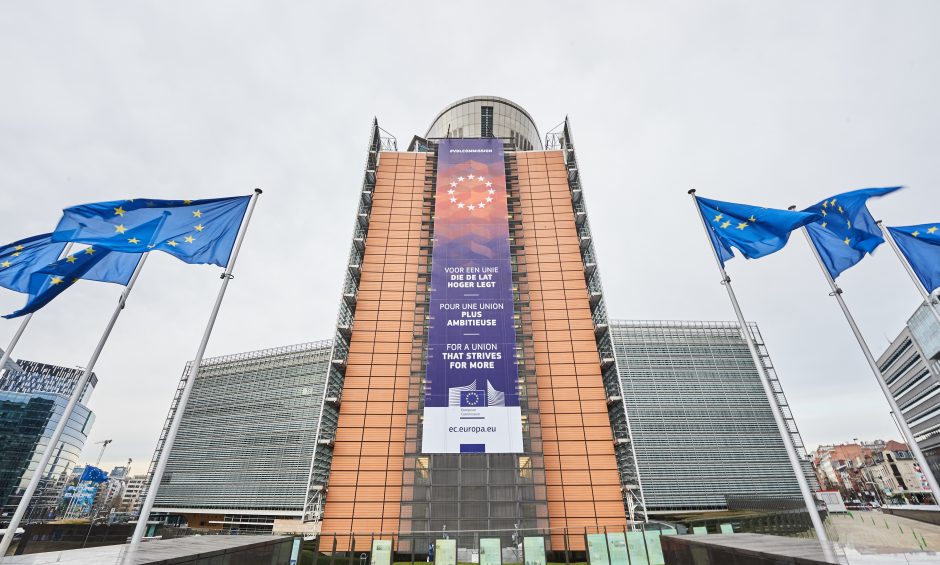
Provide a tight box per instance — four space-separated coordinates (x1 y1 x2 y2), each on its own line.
194 224 205 232
11 252 20 257
192 210 202 218
844 237 851 245
183 199 192 204
821 221 827 229
821 210 827 217
114 206 126 216
822 201 828 208
913 231 921 237
713 214 723 222
928 227 938 234
748 215 756 222
128 237 140 245
736 222 748 230
0 261 10 268
114 224 127 234
167 240 179 247
720 220 731 229
14 245 24 251
84 247 96 255
838 206 844 214
847 220 851 229
830 198 837 206
65 255 78 263
184 235 195 244
50 276 64 285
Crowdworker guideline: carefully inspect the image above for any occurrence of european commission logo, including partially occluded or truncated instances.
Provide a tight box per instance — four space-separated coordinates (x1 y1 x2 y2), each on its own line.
459 390 487 407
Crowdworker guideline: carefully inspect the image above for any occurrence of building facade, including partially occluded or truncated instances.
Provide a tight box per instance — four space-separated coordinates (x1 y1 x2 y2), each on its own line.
310 97 641 555
0 360 96 523
876 302 940 481
609 320 814 515
117 474 147 514
862 441 932 503
146 341 332 532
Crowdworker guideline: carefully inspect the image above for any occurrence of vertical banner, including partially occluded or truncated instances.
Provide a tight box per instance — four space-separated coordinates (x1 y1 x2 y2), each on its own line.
423 138 523 453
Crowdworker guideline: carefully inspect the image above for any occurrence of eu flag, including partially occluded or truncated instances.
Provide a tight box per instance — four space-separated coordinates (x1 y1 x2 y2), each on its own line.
459 390 487 407
0 234 67 294
79 465 109 484
51 196 250 268
801 187 902 279
4 246 142 319
696 196 820 266
888 224 940 293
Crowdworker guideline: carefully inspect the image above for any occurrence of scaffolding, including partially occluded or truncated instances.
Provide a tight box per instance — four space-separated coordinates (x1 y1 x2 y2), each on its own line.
302 119 387 524
545 119 649 526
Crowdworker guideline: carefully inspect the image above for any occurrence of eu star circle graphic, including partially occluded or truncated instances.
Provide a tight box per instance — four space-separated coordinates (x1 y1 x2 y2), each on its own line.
445 173 497 212
465 391 480 406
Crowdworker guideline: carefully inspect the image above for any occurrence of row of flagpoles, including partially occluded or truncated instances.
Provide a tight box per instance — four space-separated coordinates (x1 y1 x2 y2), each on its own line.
690 186 940 543
0 189 262 558
1 183 937 552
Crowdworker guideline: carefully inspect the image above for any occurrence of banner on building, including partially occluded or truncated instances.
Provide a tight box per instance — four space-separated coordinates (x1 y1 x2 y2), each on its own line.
422 138 523 453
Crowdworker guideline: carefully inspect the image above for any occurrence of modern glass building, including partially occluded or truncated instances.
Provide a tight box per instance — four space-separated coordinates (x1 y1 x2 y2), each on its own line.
876 302 940 480
147 341 332 532
609 321 814 515
0 360 96 523
310 96 640 555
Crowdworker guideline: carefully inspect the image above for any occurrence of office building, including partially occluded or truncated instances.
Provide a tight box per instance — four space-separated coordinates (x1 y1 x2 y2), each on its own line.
0 361 96 522
147 341 332 532
876 301 940 480
311 96 640 554
609 320 814 515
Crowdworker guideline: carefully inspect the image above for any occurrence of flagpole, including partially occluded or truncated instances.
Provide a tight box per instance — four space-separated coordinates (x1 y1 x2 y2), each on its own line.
688 190 829 542
130 188 262 548
0 314 33 374
0 252 150 559
793 219 940 504
0 243 77 376
877 220 940 326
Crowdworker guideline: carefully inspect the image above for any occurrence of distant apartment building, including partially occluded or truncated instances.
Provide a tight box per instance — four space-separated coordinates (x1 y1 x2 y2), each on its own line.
876 301 940 480
812 442 882 497
862 440 932 503
146 341 332 532
609 320 817 515
0 360 96 522
118 475 148 514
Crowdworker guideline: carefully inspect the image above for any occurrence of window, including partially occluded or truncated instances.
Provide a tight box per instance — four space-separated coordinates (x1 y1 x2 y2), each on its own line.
481 106 493 137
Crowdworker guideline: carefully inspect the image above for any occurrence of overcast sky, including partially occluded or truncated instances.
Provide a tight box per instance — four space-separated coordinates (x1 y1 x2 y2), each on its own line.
1 1 938 473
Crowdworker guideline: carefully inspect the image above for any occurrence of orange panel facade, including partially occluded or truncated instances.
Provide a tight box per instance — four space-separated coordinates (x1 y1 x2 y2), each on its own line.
321 152 425 550
321 145 627 553
517 151 628 549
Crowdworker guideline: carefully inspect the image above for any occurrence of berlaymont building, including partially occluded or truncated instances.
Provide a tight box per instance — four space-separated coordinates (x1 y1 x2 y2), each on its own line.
147 96 815 556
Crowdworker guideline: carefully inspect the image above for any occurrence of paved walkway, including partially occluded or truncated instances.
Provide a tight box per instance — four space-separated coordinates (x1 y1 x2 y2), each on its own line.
827 510 940 552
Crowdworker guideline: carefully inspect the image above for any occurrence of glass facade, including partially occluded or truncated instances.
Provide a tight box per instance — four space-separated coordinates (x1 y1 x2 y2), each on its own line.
0 359 97 405
877 307 940 481
0 391 94 521
425 96 542 151
609 320 811 514
149 341 332 528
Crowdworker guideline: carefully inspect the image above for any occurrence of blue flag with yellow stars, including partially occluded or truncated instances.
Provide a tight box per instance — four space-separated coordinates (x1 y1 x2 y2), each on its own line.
696 196 821 266
4 246 142 319
888 224 940 293
51 196 251 268
0 234 67 293
801 186 902 279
